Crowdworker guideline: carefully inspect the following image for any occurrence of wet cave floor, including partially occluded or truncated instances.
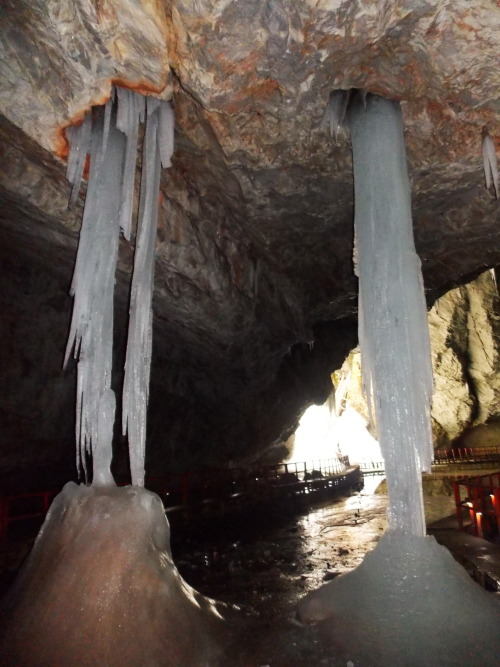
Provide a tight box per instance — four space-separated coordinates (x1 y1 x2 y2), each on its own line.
170 479 457 667
0 479 464 666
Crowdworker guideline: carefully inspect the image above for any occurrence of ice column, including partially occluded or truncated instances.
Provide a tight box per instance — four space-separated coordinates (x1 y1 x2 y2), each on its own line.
347 94 433 536
122 99 171 487
65 104 126 485
66 89 174 486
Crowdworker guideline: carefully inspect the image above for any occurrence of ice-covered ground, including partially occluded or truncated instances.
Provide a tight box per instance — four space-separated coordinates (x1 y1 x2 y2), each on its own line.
0 484 227 665
297 529 500 666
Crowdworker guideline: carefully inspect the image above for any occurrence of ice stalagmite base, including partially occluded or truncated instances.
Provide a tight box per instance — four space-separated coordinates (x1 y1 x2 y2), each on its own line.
349 94 433 536
298 530 500 666
0 485 227 666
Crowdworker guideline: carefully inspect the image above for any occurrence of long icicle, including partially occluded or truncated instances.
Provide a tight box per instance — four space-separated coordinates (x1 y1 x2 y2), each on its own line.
65 104 125 485
66 88 174 487
347 94 433 536
117 89 142 240
122 98 174 487
66 112 92 209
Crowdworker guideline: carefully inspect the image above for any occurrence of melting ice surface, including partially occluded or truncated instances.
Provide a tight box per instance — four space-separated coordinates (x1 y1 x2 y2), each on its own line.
298 530 500 666
296 93 500 665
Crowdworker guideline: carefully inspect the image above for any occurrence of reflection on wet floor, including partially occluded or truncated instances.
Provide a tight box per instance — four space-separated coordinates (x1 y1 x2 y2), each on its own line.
0 478 458 666
172 489 386 612
171 479 457 666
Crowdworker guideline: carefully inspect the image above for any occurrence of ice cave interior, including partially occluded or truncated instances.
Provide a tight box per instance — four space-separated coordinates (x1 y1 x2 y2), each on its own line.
0 1 499 665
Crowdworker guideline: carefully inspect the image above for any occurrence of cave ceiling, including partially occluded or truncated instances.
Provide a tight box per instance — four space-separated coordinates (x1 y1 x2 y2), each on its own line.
0 1 499 473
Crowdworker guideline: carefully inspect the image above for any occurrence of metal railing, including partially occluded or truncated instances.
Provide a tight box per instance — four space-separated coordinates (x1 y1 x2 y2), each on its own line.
0 456 353 538
0 490 58 540
453 472 500 542
360 447 500 475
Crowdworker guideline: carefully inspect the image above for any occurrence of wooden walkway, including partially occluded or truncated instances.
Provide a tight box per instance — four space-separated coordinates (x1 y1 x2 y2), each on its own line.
0 457 361 539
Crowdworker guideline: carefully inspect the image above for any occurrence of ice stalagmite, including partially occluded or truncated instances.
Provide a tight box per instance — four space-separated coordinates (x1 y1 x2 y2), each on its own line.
348 94 433 536
122 99 174 487
65 105 126 486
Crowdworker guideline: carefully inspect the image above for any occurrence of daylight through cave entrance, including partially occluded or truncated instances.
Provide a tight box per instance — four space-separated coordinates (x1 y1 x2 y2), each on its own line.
287 394 381 466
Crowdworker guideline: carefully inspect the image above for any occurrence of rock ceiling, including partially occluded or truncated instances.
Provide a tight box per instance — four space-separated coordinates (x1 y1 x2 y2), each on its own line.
0 1 499 477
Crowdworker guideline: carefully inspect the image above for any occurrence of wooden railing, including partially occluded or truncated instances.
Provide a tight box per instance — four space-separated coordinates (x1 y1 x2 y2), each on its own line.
0 457 352 539
360 447 500 475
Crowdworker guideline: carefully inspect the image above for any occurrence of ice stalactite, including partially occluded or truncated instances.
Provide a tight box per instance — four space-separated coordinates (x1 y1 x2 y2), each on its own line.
347 93 433 536
65 112 91 209
320 89 352 140
296 91 500 667
122 98 174 487
65 104 126 486
65 88 174 486
482 130 499 198
116 87 144 240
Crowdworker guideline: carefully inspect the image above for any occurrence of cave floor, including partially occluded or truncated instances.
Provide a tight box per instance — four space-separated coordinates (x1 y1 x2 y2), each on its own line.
2 479 497 666
170 480 460 667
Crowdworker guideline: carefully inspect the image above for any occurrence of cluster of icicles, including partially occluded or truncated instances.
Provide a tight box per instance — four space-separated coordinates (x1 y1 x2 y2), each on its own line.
64 86 174 487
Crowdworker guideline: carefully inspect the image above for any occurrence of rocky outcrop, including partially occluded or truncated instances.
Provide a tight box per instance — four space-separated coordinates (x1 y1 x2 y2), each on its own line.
336 271 500 451
429 270 500 449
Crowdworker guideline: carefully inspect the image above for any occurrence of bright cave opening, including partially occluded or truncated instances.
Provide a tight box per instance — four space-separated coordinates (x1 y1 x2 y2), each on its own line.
286 350 382 468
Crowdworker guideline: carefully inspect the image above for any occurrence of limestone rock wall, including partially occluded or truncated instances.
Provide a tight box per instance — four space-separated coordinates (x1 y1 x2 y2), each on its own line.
336 270 500 451
0 253 76 493
429 270 500 449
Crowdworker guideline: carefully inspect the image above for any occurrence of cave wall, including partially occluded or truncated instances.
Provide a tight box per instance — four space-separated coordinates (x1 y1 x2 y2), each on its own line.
0 253 75 493
336 270 500 451
0 242 357 489
429 269 500 449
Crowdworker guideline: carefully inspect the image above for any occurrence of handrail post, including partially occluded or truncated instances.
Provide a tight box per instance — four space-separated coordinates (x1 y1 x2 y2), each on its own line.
493 488 500 533
453 481 464 531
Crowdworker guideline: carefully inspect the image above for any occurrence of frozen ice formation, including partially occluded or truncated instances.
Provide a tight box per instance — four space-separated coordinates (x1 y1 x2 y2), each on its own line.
0 484 226 665
64 104 126 485
320 89 352 139
65 111 91 209
347 93 434 536
297 531 500 666
482 132 499 198
122 97 165 488
64 87 174 486
296 91 500 667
